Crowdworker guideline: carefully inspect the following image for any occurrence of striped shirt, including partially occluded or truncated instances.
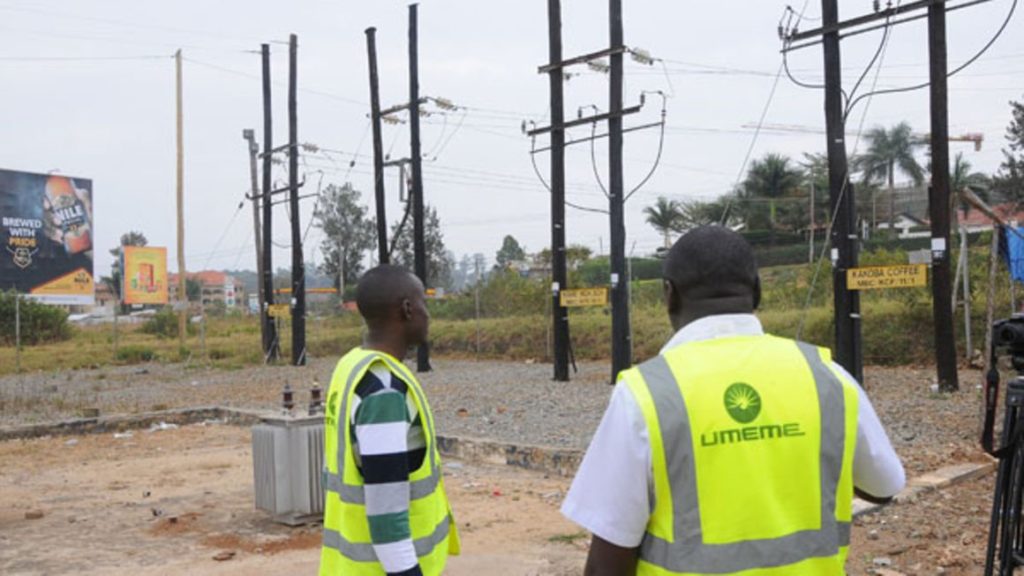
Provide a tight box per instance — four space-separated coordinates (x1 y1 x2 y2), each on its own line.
349 361 427 576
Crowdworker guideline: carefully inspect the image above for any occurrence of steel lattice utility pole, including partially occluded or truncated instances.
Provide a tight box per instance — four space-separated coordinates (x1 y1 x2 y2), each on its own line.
546 0 570 382
608 0 631 382
366 27 389 266
261 43 279 362
409 3 431 373
243 129 267 356
821 0 862 384
288 33 306 366
928 3 959 391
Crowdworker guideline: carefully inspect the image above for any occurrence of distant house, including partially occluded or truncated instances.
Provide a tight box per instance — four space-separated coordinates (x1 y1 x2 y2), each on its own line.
958 203 1024 234
874 213 931 239
169 271 246 309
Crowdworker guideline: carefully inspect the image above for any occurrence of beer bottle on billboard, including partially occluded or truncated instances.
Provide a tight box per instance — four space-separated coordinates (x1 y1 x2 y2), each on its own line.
45 176 92 255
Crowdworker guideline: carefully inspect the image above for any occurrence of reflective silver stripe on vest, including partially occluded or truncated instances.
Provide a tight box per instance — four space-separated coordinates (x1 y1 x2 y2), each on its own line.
322 513 451 562
325 469 440 504
637 342 850 574
328 353 441 504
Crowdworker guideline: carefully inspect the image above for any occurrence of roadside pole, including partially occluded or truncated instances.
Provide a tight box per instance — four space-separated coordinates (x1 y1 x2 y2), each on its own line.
15 292 21 373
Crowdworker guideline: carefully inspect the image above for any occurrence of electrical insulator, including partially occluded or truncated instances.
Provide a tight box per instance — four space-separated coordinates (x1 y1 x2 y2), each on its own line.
282 382 295 412
630 48 654 66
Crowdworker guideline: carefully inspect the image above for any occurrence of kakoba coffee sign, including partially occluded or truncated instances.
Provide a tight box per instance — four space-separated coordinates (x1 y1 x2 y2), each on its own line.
0 169 94 305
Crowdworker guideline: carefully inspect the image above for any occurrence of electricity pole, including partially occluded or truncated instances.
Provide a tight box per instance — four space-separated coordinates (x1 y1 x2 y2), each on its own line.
261 43 279 362
175 49 187 351
784 0 985 388
928 3 959 391
288 33 306 367
546 0 570 382
821 0 862 384
243 128 267 355
608 0 631 381
366 27 389 265
409 3 431 373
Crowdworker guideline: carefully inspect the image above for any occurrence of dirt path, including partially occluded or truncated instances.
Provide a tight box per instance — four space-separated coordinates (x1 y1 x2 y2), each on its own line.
0 422 1001 575
0 424 584 576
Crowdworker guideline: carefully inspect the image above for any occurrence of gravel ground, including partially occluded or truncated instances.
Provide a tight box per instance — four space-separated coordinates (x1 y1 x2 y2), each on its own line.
0 356 990 476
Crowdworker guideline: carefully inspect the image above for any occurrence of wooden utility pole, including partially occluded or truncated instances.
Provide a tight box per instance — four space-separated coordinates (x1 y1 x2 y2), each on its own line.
546 0 570 382
366 27 389 266
261 43 279 362
288 33 306 367
608 0 631 382
409 3 431 373
823 0 863 383
175 49 187 350
928 3 959 391
243 129 267 355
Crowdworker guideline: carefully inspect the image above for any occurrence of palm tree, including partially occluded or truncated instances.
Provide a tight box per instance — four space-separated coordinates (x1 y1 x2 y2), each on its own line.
644 196 681 248
950 152 991 221
741 153 804 234
854 122 924 238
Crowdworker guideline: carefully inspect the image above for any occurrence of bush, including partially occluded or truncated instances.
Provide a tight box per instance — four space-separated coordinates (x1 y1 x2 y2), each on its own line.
0 291 72 346
141 308 194 338
115 345 157 363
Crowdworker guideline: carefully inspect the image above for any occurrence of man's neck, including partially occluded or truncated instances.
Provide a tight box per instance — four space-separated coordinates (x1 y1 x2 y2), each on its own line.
363 334 407 361
672 299 753 332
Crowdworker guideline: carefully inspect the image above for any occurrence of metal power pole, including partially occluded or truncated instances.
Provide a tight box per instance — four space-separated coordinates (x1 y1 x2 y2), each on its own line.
821 0 863 383
366 27 389 265
547 0 570 382
409 3 431 373
243 129 267 355
928 2 959 391
175 49 188 350
288 33 306 366
261 43 279 362
608 0 631 381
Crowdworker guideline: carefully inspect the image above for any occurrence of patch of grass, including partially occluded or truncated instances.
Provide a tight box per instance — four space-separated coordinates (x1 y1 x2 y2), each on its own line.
548 531 589 544
115 345 157 364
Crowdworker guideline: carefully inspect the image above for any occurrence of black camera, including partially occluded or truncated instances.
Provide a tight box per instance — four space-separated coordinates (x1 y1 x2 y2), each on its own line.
993 315 1024 372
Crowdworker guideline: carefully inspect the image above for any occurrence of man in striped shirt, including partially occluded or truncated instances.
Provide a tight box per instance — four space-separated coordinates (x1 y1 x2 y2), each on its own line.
320 265 457 576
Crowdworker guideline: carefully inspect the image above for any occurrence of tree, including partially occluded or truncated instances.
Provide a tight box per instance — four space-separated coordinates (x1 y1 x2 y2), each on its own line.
314 183 376 291
391 204 454 290
644 196 681 248
739 153 804 233
495 235 526 269
534 244 593 270
101 230 147 309
185 277 202 303
676 198 727 231
950 152 991 219
993 96 1024 207
854 122 924 237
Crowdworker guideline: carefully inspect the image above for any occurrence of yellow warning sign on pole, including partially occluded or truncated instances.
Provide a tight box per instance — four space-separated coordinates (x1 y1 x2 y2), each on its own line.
560 288 608 308
268 303 291 318
847 264 928 290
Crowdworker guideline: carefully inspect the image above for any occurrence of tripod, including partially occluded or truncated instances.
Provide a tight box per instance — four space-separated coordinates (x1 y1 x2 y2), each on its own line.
986 377 1024 575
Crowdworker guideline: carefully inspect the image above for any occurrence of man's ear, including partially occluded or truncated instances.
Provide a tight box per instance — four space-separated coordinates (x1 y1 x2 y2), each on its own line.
664 279 681 315
401 298 413 321
752 275 762 310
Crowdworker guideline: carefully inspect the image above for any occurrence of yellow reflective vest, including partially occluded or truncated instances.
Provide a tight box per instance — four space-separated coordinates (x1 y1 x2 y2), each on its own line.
319 347 459 576
620 334 858 575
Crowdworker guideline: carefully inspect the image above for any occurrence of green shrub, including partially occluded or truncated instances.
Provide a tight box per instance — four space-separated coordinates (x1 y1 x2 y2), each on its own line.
116 345 157 363
0 291 72 346
141 308 195 338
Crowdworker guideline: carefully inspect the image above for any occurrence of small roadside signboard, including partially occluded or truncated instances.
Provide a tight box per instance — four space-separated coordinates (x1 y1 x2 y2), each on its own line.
847 264 928 290
560 287 608 308
268 303 291 318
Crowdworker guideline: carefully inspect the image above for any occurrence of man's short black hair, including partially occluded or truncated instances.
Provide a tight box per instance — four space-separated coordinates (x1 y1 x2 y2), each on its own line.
664 225 758 301
356 264 421 325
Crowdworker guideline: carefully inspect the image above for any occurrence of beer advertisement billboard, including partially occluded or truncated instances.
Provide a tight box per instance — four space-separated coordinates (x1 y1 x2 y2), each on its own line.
121 246 168 305
0 169 94 305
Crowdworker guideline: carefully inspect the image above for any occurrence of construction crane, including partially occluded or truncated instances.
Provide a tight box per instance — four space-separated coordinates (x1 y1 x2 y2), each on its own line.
740 123 984 151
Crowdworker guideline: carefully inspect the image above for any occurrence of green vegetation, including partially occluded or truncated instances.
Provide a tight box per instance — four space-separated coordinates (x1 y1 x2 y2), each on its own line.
0 291 72 346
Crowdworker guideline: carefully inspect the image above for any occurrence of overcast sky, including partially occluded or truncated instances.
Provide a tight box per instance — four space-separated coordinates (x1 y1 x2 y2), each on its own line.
1 0 1021 281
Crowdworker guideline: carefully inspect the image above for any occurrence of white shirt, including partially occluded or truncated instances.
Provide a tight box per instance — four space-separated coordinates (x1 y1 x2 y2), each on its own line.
561 314 906 549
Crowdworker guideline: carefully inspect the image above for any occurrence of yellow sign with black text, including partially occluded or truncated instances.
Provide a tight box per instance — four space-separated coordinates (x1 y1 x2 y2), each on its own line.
560 288 608 308
847 264 928 290
268 304 291 318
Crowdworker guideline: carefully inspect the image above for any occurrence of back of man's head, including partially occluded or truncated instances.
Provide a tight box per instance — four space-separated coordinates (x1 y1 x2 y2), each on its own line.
664 225 759 305
356 264 418 327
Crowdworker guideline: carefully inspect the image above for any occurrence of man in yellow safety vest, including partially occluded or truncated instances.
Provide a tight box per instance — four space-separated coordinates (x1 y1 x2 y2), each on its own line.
320 264 459 576
562 226 905 575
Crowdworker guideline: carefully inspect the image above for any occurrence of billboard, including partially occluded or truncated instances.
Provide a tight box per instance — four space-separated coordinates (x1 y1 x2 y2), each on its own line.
0 169 94 305
121 246 168 305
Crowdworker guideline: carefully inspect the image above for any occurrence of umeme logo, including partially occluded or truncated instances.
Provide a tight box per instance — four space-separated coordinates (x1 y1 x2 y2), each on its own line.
700 382 805 448
724 383 761 424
